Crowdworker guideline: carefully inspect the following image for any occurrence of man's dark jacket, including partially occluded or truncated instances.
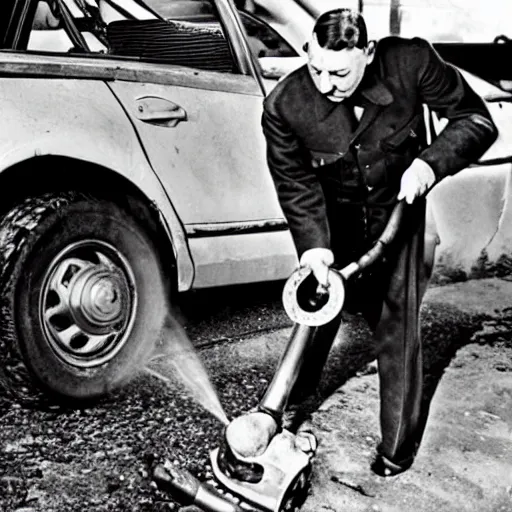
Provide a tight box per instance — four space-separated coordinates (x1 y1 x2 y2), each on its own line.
262 36 498 261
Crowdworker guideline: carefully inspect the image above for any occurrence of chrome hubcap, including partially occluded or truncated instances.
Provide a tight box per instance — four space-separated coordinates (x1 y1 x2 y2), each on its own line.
40 241 137 368
69 266 126 334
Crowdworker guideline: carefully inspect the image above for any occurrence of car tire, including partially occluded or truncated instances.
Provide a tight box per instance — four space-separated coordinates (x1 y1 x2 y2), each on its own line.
0 192 169 402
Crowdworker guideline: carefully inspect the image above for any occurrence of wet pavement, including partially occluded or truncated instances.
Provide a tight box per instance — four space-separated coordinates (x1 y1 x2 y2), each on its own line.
1 277 511 511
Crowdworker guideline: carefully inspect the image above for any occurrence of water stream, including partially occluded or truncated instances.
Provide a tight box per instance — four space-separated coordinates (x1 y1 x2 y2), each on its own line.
144 311 229 426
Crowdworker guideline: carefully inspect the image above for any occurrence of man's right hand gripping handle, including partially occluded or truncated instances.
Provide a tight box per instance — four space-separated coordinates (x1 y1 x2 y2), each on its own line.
299 248 334 291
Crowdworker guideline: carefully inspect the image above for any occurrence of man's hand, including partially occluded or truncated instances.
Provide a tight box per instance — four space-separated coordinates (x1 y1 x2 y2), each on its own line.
299 248 334 288
397 158 436 204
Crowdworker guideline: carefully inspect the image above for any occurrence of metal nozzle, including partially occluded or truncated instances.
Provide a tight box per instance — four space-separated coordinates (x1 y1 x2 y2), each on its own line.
217 434 264 483
153 463 244 512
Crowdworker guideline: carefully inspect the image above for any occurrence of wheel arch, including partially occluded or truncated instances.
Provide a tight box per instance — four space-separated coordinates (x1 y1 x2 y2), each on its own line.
0 155 188 294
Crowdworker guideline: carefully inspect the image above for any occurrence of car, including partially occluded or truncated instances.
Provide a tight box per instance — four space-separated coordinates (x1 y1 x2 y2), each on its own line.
0 0 300 401
0 0 511 402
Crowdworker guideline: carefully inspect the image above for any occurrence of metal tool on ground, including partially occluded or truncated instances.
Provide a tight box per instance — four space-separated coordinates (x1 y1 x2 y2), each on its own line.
154 462 244 512
154 201 406 512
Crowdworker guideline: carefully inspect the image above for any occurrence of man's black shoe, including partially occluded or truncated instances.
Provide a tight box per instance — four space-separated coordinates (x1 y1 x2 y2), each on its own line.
370 452 415 477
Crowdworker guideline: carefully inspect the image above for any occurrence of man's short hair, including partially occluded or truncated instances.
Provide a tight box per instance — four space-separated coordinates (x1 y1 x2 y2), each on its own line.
313 9 368 51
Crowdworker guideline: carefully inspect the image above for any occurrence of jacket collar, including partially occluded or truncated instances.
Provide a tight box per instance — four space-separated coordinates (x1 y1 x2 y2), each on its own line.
348 68 394 144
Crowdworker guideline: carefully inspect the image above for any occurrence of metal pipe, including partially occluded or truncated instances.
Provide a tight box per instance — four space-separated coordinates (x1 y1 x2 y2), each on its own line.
340 200 406 281
259 323 313 416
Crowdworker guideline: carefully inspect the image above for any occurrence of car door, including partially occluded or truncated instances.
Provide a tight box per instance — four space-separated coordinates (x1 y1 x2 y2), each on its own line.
30 0 288 226
107 53 280 226
73 2 285 226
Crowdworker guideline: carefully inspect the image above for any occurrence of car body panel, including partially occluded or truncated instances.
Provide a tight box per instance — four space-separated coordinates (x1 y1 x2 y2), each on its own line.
188 231 296 288
106 67 298 286
0 58 196 291
0 51 260 93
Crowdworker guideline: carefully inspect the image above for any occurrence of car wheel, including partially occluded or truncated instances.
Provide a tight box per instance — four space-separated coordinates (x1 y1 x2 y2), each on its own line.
0 192 169 402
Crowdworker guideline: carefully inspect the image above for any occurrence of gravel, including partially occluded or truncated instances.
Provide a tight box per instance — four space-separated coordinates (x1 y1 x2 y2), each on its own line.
1 279 510 512
0 281 289 512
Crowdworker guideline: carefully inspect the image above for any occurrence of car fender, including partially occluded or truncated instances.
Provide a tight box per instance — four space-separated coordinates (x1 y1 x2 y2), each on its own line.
0 77 194 290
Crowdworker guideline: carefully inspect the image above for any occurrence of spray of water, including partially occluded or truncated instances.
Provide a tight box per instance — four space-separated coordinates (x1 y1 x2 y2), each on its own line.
144 310 229 426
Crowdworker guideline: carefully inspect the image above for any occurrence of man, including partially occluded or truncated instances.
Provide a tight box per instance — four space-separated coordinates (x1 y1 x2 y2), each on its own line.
261 8 497 476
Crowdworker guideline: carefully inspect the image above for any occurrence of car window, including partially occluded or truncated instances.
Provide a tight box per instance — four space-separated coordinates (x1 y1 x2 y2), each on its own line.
238 11 297 59
144 0 298 59
27 0 240 74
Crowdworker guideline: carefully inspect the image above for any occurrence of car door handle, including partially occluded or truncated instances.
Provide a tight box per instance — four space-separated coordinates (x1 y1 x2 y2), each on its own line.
135 96 188 127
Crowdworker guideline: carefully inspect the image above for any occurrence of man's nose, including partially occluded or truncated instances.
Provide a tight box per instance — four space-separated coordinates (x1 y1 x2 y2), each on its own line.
319 70 333 94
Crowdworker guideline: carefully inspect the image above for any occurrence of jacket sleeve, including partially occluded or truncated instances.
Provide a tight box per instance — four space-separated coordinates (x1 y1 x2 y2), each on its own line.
413 38 498 180
262 96 330 257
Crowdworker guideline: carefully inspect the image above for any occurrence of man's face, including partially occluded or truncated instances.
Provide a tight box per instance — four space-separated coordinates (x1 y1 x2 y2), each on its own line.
307 35 372 102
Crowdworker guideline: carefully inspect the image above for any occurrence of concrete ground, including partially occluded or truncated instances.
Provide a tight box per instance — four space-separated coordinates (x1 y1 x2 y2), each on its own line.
299 278 512 512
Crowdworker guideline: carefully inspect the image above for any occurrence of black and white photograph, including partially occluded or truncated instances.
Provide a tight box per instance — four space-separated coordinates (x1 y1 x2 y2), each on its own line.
0 1 511 511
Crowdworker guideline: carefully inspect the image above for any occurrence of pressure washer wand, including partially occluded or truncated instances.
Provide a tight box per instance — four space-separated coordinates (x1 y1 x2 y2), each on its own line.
258 323 313 418
153 463 244 512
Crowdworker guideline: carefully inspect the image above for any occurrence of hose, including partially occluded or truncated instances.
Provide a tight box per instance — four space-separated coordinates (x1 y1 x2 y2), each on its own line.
340 200 406 280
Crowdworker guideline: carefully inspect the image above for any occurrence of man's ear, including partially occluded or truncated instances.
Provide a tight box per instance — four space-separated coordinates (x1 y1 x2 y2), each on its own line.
302 41 309 52
366 40 376 63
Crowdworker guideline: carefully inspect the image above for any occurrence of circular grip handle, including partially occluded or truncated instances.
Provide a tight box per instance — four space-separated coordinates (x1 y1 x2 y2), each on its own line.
282 267 345 326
